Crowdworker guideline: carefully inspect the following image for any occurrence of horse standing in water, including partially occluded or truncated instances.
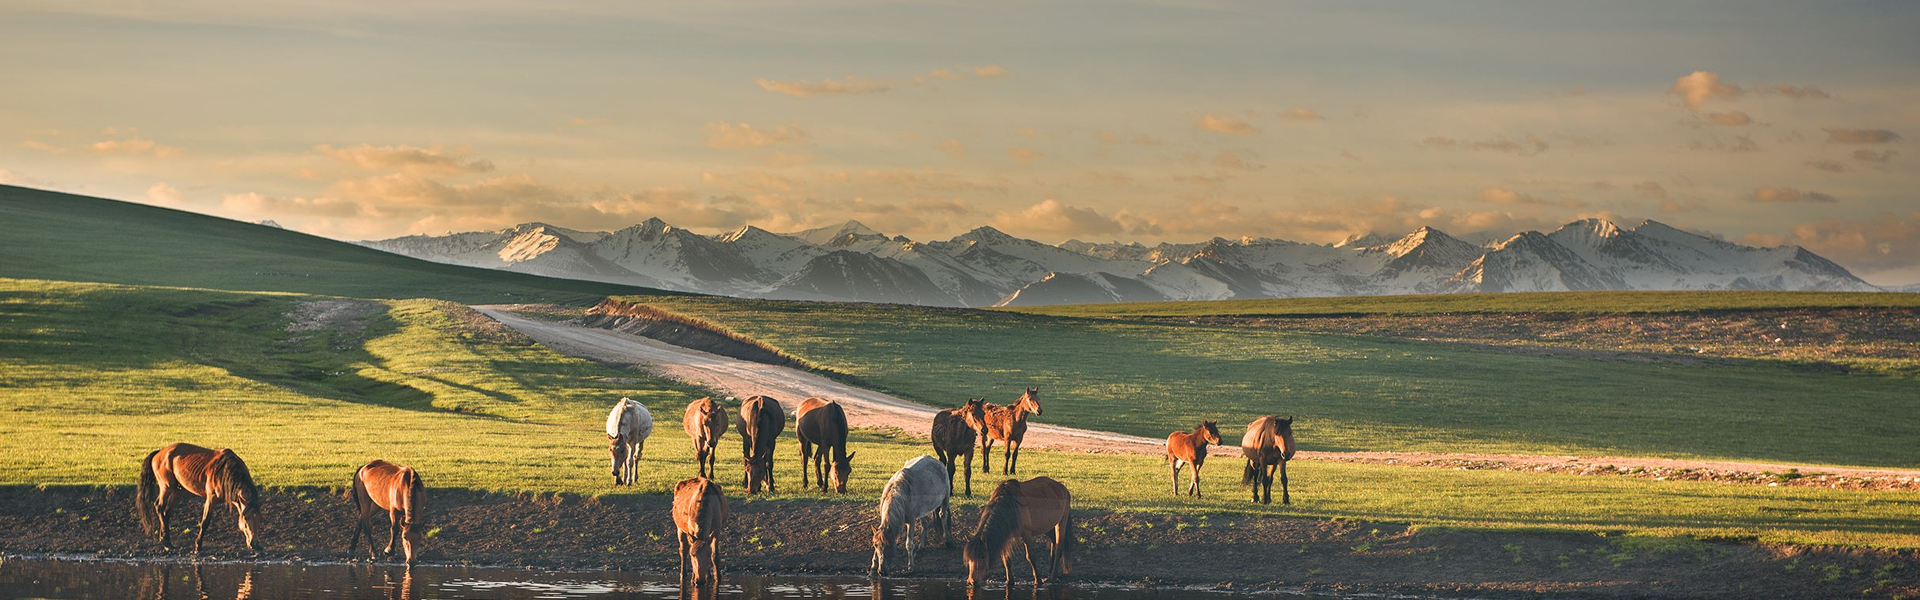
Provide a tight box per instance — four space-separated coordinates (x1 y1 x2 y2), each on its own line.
682 397 729 479
607 397 654 486
672 477 731 587
870 455 952 577
1165 420 1222 498
795 397 855 493
348 460 425 564
1240 415 1298 504
979 388 1042 475
962 477 1073 589
930 398 985 496
737 395 785 494
135 443 262 554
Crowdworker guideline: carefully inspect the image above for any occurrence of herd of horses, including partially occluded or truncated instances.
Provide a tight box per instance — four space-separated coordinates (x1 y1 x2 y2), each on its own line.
128 387 1298 591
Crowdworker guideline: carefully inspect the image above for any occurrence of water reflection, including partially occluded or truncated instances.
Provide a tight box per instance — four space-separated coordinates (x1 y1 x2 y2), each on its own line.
0 557 1353 600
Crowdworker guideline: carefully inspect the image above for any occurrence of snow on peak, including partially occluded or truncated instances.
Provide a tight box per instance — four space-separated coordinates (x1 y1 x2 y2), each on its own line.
1334 232 1391 248
787 220 885 245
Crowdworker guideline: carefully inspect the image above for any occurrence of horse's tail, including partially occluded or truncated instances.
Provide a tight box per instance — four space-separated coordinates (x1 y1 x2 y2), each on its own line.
1054 508 1074 576
1241 459 1258 486
350 463 370 510
135 448 162 535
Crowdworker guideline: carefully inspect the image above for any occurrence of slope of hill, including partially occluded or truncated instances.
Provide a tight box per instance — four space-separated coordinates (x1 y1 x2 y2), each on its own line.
0 185 674 303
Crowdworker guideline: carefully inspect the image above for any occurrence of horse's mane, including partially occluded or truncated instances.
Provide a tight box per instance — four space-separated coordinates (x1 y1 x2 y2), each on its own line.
968 479 1023 559
211 450 260 514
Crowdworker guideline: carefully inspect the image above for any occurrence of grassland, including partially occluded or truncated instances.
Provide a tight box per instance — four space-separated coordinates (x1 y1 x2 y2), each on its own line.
1004 290 1920 318
0 184 666 304
634 295 1920 468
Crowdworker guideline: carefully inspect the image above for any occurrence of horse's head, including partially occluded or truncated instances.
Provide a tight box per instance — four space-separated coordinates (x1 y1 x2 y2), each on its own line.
1016 387 1042 416
961 535 990 588
870 523 891 576
608 435 625 482
831 451 856 493
744 454 774 494
1200 420 1221 445
1277 416 1297 460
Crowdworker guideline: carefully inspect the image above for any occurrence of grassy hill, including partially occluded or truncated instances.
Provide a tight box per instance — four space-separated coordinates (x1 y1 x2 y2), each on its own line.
1004 290 1920 318
0 184 673 304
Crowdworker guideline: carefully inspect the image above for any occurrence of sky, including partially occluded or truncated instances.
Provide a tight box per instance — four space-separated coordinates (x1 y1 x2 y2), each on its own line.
2 1 1917 284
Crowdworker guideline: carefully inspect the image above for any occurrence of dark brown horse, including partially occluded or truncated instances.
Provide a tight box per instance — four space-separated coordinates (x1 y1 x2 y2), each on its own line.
672 477 731 587
962 477 1073 588
979 388 1042 475
348 460 425 564
795 397 855 493
738 395 785 494
135 443 262 553
930 398 985 496
683 397 729 479
1165 420 1222 498
1240 415 1298 504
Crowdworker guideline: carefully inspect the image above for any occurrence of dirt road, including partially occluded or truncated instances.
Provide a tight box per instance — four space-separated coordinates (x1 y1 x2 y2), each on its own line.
473 305 1920 486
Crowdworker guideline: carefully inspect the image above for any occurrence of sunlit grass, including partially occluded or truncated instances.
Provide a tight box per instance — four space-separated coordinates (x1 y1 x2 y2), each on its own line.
1002 290 1920 318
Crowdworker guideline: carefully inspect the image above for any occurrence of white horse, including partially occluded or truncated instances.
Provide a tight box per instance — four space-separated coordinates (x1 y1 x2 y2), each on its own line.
870 455 952 576
606 397 654 485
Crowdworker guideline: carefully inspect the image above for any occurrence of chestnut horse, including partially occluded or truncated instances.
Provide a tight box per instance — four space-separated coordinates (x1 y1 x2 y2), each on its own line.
134 443 262 553
962 477 1073 588
1240 415 1298 504
672 477 731 587
795 397 855 493
737 395 785 494
606 397 654 486
979 388 1042 475
930 398 985 496
348 460 425 563
1165 420 1222 498
682 397 729 479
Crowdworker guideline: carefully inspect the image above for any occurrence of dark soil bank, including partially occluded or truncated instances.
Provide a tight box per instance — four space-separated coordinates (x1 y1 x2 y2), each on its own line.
6 486 1917 599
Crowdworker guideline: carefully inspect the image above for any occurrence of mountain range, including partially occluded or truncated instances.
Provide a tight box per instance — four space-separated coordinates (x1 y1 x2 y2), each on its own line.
360 217 1881 306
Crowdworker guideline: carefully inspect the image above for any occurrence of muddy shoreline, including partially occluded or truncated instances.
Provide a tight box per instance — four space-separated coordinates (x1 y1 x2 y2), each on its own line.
6 486 1917 599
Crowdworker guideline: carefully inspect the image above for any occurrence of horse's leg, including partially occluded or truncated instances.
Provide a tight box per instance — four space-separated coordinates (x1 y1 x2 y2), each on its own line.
979 436 992 474
707 536 722 585
385 507 402 557
904 519 917 573
678 533 690 583
1169 460 1181 495
1005 439 1018 475
193 496 215 554
1264 462 1279 505
156 486 175 550
1248 460 1260 503
1191 462 1203 498
1022 538 1040 584
961 450 974 497
1279 459 1290 505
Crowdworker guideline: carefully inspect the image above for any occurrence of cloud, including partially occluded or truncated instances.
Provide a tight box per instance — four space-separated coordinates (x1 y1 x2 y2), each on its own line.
1195 114 1257 135
1339 150 1361 161
1689 135 1759 153
86 137 182 158
1632 181 1668 199
1008 148 1043 165
934 139 966 160
1742 212 1920 279
1086 169 1134 185
20 140 67 154
1478 187 1544 206
764 151 813 168
1210 150 1264 171
566 117 610 127
1095 131 1162 146
1755 84 1831 100
1707 111 1752 126
1853 149 1898 163
757 76 891 97
1669 70 1742 109
315 143 494 175
145 182 187 207
1107 195 1569 244
988 199 1123 239
1804 159 1846 173
1424 134 1549 156
1279 107 1322 121
972 64 1009 78
1749 186 1836 204
1824 128 1902 144
705 122 810 149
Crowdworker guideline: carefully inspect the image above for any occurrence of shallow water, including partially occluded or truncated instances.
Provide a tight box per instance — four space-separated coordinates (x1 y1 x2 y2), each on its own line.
0 557 1355 600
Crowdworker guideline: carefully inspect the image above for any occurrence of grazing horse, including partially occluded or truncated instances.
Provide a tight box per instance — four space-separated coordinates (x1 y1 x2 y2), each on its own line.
348 460 425 564
962 477 1073 589
870 456 952 577
737 395 785 494
930 398 985 496
796 397 856 493
1240 415 1298 505
134 443 262 553
606 397 654 486
682 397 729 479
672 477 730 587
1166 420 1222 498
979 388 1042 475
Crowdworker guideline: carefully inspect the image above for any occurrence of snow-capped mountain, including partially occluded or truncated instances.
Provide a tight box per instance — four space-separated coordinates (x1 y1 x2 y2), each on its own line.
361 218 1880 306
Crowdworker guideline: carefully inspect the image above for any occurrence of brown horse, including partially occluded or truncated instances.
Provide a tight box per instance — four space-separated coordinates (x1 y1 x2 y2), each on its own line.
930 398 985 496
673 477 731 587
737 395 785 494
962 477 1074 589
1165 420 1222 498
348 460 425 564
683 397 729 479
795 397 855 493
979 388 1042 475
134 443 262 553
1240 415 1298 504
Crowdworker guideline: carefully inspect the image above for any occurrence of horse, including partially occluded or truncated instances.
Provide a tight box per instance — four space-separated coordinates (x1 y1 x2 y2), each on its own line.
737 395 785 494
1240 415 1298 504
672 477 731 587
682 397 729 479
979 388 1042 475
607 397 655 486
930 398 985 496
134 443 262 554
348 460 425 564
962 477 1073 589
870 455 952 577
796 397 855 493
1165 420 1222 498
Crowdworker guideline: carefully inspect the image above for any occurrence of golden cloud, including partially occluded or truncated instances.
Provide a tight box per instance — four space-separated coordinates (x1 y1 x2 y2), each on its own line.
1669 70 1742 109
756 76 891 97
705 122 811 149
1749 186 1836 204
1195 113 1257 135
1824 128 1902 144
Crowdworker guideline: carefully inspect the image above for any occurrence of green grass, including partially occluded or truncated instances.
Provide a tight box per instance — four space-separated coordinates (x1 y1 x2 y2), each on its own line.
635 296 1920 468
0 184 675 304
3 278 1919 548
1004 290 1920 318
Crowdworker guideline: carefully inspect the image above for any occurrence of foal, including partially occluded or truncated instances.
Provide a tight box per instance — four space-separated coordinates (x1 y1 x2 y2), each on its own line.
682 397 729 479
1165 420 1222 498
348 460 425 564
979 388 1042 476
